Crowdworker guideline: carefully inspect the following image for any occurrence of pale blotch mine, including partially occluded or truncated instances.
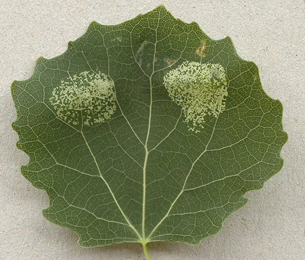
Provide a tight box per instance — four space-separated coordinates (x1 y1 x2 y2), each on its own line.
49 71 116 126
163 61 228 133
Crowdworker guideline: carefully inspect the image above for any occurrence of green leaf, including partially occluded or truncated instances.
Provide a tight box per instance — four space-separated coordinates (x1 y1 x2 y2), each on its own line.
11 5 287 259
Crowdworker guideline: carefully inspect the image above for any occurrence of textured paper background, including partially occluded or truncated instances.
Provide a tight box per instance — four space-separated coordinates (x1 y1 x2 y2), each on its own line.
1 1 304 259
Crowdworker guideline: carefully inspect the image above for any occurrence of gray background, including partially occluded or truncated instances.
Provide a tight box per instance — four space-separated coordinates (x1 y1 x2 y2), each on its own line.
0 0 304 259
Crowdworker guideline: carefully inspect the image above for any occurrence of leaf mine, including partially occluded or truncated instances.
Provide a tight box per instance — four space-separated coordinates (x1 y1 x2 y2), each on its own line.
49 71 116 126
163 61 228 132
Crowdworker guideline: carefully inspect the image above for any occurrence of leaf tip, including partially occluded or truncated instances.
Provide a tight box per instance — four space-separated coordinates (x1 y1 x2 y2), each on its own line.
190 20 201 28
11 120 19 136
16 141 22 150
224 35 233 43
11 79 18 86
11 80 18 94
36 56 46 65
68 41 74 48
156 4 168 11
89 20 100 29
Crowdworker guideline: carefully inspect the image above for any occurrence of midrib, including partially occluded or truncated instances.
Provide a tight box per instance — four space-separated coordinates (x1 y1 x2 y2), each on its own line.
142 12 160 241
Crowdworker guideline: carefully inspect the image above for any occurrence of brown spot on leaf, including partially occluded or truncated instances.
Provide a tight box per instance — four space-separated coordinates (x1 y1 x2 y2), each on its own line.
166 58 177 67
196 41 206 58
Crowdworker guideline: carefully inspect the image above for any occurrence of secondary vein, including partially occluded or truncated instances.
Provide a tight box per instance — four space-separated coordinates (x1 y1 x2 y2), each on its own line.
81 130 142 240
79 49 142 240
147 117 219 240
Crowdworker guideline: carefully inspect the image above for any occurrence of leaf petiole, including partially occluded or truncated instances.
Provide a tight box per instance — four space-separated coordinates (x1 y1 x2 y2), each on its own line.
142 242 152 260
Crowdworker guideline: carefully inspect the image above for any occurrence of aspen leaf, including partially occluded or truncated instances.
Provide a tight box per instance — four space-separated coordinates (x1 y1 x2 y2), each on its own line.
11 6 287 260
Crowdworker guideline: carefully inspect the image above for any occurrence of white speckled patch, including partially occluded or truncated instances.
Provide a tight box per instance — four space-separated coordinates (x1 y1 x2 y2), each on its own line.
49 71 116 126
163 61 228 132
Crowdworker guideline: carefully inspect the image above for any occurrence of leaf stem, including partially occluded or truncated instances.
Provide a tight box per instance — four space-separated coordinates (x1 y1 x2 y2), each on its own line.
142 242 152 260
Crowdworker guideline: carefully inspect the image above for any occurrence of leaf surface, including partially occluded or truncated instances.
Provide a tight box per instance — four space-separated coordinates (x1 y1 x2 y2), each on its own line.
12 5 287 253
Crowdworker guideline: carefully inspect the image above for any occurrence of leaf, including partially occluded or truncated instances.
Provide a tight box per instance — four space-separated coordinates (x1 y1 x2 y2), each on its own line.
11 5 287 259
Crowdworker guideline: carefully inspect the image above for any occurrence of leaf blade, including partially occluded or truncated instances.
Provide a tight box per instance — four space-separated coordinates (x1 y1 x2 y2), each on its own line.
12 5 287 250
